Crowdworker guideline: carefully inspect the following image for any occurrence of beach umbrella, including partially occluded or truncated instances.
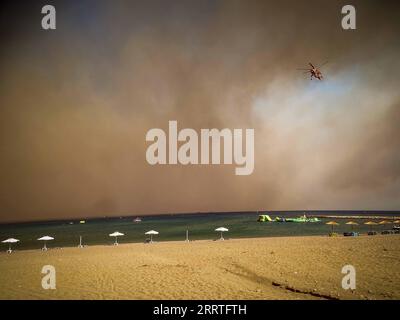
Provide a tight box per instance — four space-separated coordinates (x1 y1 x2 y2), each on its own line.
2 238 19 253
326 221 339 233
145 230 159 243
37 236 54 251
109 232 124 245
378 220 389 226
393 220 400 224
346 221 358 231
215 227 229 240
364 221 378 232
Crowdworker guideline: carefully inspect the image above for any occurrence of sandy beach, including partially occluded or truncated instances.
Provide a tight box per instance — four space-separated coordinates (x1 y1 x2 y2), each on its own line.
0 235 399 300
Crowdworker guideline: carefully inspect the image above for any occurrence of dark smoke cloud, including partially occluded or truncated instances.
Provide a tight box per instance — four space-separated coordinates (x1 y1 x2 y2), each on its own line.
0 0 399 222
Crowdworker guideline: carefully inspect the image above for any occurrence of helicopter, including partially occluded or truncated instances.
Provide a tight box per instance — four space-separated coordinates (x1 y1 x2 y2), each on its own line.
298 62 327 80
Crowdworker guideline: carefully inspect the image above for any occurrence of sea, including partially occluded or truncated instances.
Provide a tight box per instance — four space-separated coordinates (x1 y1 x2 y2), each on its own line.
0 211 399 251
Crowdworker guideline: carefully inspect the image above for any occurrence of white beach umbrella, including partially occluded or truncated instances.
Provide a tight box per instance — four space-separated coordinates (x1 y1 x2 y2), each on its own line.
215 227 229 240
109 231 124 245
2 238 20 253
37 236 54 251
145 230 159 243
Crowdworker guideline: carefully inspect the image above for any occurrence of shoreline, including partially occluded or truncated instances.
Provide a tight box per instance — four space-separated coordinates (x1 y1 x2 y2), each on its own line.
2 232 398 254
1 234 328 255
0 234 399 299
309 215 400 220
1 210 399 226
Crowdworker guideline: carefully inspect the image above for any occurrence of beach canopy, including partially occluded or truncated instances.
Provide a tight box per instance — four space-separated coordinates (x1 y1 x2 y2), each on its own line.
145 230 159 243
38 236 54 241
364 221 378 231
326 221 339 233
145 230 159 235
345 221 358 230
2 238 20 253
37 236 54 251
109 231 124 245
215 227 229 240
378 220 389 225
2 238 20 243
326 221 339 226
109 232 124 237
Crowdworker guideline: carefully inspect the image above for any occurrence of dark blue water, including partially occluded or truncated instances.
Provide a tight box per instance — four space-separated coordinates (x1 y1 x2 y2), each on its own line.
0 211 398 251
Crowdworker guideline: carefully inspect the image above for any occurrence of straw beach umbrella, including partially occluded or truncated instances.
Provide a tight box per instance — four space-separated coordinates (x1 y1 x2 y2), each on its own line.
215 227 229 240
346 221 358 231
145 230 159 243
109 232 124 245
364 221 378 232
37 236 54 251
2 238 19 253
326 221 339 233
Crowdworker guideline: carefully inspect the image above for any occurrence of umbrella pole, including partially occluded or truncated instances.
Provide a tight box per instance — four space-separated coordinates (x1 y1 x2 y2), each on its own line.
44 241 47 251
150 234 153 243
115 236 118 245
9 243 11 253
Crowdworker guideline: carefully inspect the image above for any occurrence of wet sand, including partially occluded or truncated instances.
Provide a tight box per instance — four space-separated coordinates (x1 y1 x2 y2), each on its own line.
0 235 399 300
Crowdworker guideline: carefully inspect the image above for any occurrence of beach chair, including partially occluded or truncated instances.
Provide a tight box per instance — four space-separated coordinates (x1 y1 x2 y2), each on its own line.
344 231 359 237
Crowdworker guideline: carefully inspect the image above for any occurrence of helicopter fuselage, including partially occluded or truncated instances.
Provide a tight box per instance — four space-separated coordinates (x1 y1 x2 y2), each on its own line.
310 68 323 80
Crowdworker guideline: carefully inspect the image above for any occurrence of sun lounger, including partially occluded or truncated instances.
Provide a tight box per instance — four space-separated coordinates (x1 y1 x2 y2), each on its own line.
343 232 359 237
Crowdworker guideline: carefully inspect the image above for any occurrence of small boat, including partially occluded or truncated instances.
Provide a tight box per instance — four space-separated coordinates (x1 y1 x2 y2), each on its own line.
133 217 142 223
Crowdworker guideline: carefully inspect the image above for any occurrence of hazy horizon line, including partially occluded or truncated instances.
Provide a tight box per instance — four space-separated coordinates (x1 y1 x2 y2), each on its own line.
1 209 400 226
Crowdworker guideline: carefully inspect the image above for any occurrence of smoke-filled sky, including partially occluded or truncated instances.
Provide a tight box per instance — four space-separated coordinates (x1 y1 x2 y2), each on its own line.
0 0 399 222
